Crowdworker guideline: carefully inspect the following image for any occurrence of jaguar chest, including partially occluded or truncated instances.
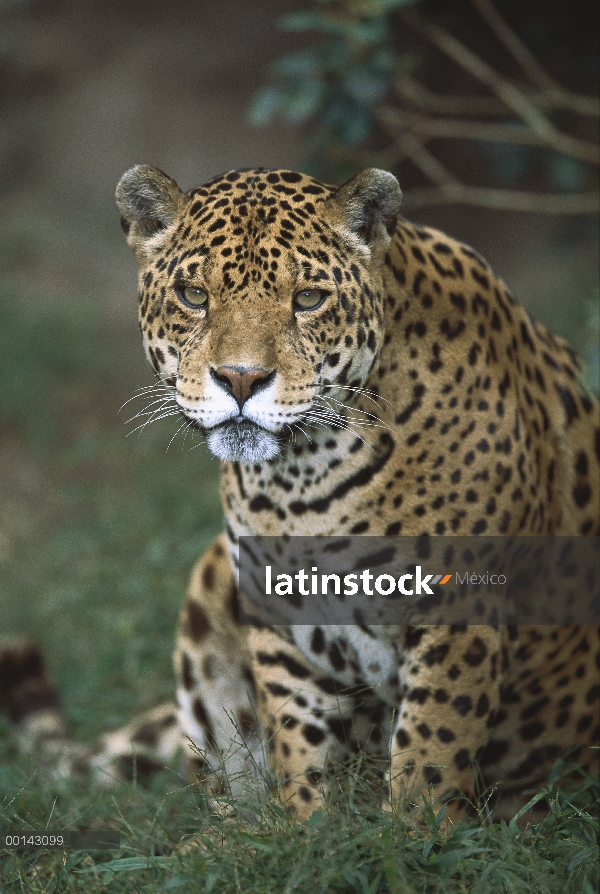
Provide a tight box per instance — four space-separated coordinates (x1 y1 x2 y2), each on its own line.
221 425 396 539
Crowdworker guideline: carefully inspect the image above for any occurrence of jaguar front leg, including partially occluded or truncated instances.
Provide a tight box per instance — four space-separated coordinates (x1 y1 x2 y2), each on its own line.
175 535 264 801
249 627 387 822
388 626 502 823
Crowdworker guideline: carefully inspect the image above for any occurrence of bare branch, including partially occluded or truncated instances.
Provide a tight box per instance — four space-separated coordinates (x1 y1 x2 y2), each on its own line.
395 73 600 118
389 130 459 187
539 89 600 119
394 74 508 116
379 119 599 216
376 2 600 213
469 0 599 116
378 105 563 149
470 0 560 93
401 8 599 164
401 185 600 214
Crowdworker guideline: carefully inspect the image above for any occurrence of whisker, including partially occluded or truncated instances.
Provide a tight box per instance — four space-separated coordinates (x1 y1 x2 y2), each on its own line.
316 393 380 418
319 398 388 427
188 437 213 453
166 419 193 452
299 412 374 452
308 405 386 430
313 396 392 432
125 410 181 436
128 399 180 430
318 383 391 407
315 393 387 423
119 383 177 413
125 397 178 425
181 419 199 448
294 423 314 445
284 423 297 447
118 379 201 453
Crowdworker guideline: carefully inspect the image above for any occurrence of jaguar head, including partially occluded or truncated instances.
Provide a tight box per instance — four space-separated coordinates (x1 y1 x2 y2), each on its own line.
117 165 402 462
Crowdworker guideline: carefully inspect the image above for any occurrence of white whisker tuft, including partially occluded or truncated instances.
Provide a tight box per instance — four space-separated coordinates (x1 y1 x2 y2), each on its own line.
122 380 180 438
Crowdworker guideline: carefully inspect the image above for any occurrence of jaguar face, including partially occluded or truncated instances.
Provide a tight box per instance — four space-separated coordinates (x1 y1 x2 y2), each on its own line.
116 166 402 461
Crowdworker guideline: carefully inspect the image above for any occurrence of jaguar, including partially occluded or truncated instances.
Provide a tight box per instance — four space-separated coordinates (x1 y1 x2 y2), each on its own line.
3 164 598 824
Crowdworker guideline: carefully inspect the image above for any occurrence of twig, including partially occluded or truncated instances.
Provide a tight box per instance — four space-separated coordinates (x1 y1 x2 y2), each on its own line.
470 0 599 116
394 74 508 116
378 105 566 149
395 73 600 118
401 8 599 164
378 1 600 213
379 117 599 215
400 185 600 214
470 0 560 94
386 130 458 187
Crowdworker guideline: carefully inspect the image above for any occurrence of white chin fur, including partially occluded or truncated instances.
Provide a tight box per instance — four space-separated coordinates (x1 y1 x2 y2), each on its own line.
206 420 280 462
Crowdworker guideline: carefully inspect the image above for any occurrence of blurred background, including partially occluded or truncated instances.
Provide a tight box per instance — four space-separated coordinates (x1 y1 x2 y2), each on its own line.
1 0 598 739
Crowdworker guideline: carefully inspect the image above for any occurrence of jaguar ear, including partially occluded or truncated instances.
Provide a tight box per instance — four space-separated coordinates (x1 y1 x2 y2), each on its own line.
328 168 402 250
116 165 185 254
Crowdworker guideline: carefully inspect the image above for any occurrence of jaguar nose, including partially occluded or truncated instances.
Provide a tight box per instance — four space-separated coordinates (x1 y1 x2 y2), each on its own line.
212 366 274 412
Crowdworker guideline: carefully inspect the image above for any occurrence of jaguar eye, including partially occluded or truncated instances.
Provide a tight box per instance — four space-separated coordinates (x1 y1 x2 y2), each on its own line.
294 289 326 311
179 286 208 308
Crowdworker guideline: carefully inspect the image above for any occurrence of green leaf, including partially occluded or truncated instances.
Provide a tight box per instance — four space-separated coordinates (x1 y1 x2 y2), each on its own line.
345 70 388 104
78 855 174 874
247 86 286 126
431 846 488 871
307 807 326 829
434 802 447 830
279 11 323 32
509 790 548 834
272 51 319 79
283 80 325 123
567 847 599 871
234 832 273 852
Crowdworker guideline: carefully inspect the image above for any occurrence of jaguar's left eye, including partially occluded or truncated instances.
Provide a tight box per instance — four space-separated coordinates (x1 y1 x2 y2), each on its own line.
294 289 326 311
179 286 208 308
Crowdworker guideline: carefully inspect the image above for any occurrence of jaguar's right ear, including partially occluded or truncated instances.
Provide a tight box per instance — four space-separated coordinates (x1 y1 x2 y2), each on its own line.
116 166 185 255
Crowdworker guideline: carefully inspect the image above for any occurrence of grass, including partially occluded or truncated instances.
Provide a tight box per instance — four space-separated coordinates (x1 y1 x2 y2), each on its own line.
0 748 598 892
0 288 598 891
